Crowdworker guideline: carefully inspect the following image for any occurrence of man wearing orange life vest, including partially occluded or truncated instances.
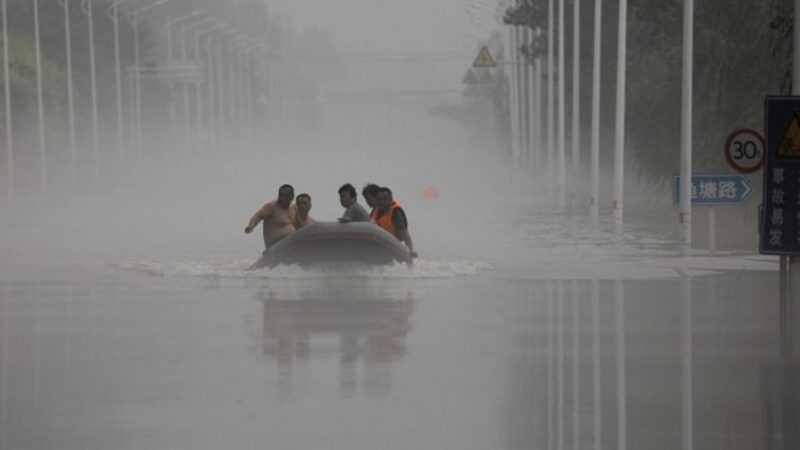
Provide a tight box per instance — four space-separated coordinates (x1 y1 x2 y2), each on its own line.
372 187 417 258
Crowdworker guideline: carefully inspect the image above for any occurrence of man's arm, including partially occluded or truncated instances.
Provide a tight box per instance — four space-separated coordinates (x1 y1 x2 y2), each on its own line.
245 203 273 233
393 208 417 257
338 206 354 223
399 229 416 256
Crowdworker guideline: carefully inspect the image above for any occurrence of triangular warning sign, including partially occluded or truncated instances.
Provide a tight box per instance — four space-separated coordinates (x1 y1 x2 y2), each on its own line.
777 112 800 159
462 69 479 85
478 70 494 84
472 46 496 68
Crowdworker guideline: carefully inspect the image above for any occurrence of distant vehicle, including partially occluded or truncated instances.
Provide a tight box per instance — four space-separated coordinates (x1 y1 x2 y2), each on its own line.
248 222 413 269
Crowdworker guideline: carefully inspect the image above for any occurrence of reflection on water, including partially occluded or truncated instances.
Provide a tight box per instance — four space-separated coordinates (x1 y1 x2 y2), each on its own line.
0 273 796 450
258 280 414 398
502 275 794 450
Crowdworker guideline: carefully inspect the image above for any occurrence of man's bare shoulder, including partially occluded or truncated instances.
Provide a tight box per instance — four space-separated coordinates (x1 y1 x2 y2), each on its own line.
257 200 277 216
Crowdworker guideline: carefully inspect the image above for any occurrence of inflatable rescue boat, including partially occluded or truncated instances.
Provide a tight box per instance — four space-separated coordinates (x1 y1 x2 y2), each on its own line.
248 221 412 269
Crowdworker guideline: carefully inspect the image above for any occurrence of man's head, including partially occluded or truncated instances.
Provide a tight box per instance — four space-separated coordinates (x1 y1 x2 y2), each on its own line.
376 187 393 213
296 193 311 216
277 184 294 208
338 183 357 208
362 183 380 209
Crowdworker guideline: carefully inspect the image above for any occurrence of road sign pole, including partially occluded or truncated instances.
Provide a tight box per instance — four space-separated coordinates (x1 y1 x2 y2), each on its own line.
708 206 716 254
789 0 800 362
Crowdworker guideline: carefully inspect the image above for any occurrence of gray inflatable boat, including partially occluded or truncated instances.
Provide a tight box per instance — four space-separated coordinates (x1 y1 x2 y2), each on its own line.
249 221 412 269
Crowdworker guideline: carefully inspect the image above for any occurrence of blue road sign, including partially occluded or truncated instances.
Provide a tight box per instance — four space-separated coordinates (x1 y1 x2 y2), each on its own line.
760 96 800 255
673 174 753 206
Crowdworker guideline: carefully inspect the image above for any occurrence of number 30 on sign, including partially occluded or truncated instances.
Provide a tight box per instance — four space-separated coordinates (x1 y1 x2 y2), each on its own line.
725 128 765 174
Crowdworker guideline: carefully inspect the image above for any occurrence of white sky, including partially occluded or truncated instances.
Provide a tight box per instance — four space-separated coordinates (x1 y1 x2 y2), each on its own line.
263 0 506 93
265 0 502 57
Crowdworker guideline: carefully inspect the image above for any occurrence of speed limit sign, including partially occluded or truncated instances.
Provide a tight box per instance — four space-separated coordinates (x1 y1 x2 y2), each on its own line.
724 128 765 173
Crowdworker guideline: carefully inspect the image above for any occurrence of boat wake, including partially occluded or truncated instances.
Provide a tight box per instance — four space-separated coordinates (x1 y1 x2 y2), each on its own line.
114 257 492 280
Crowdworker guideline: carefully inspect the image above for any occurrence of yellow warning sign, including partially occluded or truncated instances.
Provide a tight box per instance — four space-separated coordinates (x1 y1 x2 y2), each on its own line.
472 46 496 68
777 113 800 159
462 69 479 85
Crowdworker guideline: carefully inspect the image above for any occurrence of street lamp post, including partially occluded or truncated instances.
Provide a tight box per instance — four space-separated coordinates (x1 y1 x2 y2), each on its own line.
108 0 127 169
572 0 581 203
590 0 602 221
680 0 694 255
206 28 237 152
213 30 239 151
163 10 203 151
81 0 100 184
557 0 566 207
191 22 226 152
34 0 47 192
614 0 628 227
177 17 215 153
128 0 175 163
58 0 78 187
2 0 12 196
547 0 555 199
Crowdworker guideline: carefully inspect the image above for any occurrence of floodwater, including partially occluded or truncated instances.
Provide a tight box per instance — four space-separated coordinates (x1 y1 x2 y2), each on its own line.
0 193 795 450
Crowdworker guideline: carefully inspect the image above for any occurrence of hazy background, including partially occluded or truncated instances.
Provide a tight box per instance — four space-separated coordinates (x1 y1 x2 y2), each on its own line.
0 0 791 270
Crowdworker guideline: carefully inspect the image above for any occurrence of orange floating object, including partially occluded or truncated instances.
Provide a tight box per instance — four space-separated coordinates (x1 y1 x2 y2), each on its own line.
421 186 438 199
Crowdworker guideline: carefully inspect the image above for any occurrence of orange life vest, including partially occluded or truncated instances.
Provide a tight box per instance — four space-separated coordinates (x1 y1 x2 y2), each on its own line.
373 201 401 238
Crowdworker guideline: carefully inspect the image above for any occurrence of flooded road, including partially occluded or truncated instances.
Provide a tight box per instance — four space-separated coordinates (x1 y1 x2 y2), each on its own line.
0 268 791 450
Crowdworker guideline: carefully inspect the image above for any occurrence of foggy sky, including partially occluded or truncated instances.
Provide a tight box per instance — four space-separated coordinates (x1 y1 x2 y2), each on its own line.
266 0 503 92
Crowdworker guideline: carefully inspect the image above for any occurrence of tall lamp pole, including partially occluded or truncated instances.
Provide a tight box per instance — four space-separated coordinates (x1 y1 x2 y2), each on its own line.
679 0 694 255
613 0 628 228
178 17 215 153
58 0 78 187
557 0 566 207
2 0 13 196
193 23 227 152
590 0 602 220
571 0 580 202
108 0 127 169
129 0 175 161
81 0 100 184
34 0 47 192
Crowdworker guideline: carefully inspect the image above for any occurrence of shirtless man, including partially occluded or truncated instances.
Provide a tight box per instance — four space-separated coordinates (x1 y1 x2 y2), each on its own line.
245 184 298 251
294 193 316 229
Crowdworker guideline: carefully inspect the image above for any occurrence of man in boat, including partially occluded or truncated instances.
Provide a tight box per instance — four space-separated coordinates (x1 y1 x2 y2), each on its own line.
245 184 298 252
295 193 316 229
362 183 380 216
373 187 417 258
338 183 370 223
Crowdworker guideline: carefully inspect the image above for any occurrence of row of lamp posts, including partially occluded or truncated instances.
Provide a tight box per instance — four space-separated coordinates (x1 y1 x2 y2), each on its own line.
2 0 273 196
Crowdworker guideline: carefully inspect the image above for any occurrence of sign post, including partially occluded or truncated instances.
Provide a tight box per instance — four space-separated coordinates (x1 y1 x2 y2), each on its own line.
674 174 753 253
